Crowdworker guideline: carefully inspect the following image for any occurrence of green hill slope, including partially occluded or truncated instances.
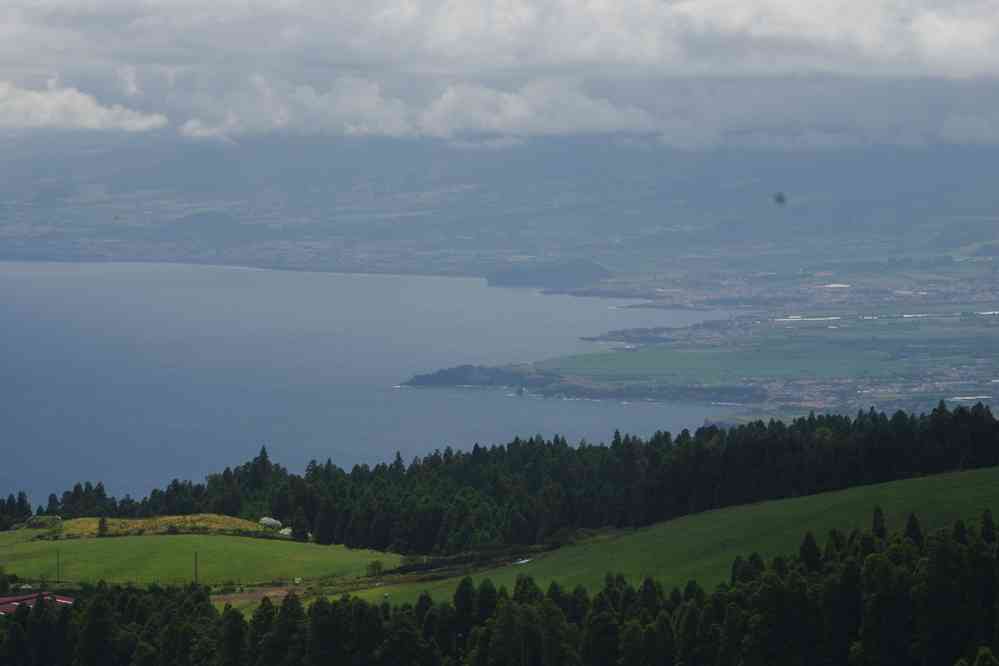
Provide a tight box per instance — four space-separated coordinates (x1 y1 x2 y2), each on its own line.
0 530 400 585
359 466 999 605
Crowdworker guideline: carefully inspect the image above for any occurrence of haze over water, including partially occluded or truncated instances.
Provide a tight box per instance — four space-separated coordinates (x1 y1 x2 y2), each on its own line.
2 262 726 503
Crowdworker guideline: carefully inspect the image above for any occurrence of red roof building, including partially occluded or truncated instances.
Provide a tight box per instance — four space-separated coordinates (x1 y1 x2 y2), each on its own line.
0 593 75 615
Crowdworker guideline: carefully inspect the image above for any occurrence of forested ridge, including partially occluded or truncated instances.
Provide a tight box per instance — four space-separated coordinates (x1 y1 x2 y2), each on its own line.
27 402 999 554
4 509 999 666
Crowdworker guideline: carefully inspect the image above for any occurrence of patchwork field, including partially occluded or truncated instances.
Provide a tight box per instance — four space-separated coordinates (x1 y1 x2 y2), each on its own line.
354 465 999 605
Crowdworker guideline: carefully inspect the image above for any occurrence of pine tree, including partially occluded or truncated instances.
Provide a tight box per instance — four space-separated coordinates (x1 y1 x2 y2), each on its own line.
873 506 887 541
131 641 157 666
378 613 435 666
74 595 114 666
730 555 745 585
650 610 676 666
313 498 336 546
415 591 434 625
513 575 543 605
453 577 477 640
799 531 822 572
1 621 28 666
248 596 276 665
618 620 647 666
905 513 925 549
477 579 499 626
582 610 620 666
291 507 310 542
675 604 700 666
954 519 970 545
218 605 247 666
982 510 996 545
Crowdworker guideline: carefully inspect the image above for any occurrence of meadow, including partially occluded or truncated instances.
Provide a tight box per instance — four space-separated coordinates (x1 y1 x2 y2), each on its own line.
58 513 264 538
355 465 999 605
0 529 400 585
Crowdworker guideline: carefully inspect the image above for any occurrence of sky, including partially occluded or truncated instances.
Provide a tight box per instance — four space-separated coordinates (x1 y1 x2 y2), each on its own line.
1 0 998 149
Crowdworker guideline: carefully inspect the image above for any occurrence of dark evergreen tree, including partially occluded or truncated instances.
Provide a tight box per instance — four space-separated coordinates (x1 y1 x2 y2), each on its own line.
618 620 647 666
982 509 996 545
453 577 477 642
378 613 435 666
218 605 247 666
1 620 29 666
74 594 114 666
248 596 276 666
800 531 822 572
954 519 970 545
905 513 926 549
291 508 309 542
513 575 543 605
872 506 887 541
477 579 498 626
582 610 619 666
312 498 336 546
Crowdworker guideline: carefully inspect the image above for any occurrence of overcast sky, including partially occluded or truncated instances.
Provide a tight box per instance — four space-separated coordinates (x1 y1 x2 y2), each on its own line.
2 0 998 148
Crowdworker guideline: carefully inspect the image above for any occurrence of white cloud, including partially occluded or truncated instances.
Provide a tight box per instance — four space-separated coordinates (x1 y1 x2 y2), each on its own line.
419 79 656 137
117 65 141 97
2 0 999 144
0 80 167 131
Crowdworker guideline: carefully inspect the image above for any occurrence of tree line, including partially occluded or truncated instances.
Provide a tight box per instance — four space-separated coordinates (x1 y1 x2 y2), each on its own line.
23 402 999 555
5 509 999 666
0 492 31 532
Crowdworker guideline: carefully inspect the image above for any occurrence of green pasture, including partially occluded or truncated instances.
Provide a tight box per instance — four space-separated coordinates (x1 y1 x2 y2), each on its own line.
358 466 999 605
541 344 894 384
540 311 995 386
0 531 399 586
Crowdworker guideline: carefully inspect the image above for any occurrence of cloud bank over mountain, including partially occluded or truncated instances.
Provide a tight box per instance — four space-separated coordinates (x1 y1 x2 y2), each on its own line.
2 0 998 146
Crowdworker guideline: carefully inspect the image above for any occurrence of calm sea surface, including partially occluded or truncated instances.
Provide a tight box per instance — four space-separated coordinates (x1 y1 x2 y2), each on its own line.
1 262 726 503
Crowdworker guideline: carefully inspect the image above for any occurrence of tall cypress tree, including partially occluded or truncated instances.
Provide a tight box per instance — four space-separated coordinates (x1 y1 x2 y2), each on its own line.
218 605 247 666
247 596 275 666
453 577 477 641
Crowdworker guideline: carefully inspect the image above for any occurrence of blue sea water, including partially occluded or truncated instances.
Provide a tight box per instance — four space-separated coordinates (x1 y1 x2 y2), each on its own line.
1 262 726 503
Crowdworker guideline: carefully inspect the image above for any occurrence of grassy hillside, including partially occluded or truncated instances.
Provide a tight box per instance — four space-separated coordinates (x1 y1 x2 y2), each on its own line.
58 514 264 538
356 466 999 605
0 529 400 585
